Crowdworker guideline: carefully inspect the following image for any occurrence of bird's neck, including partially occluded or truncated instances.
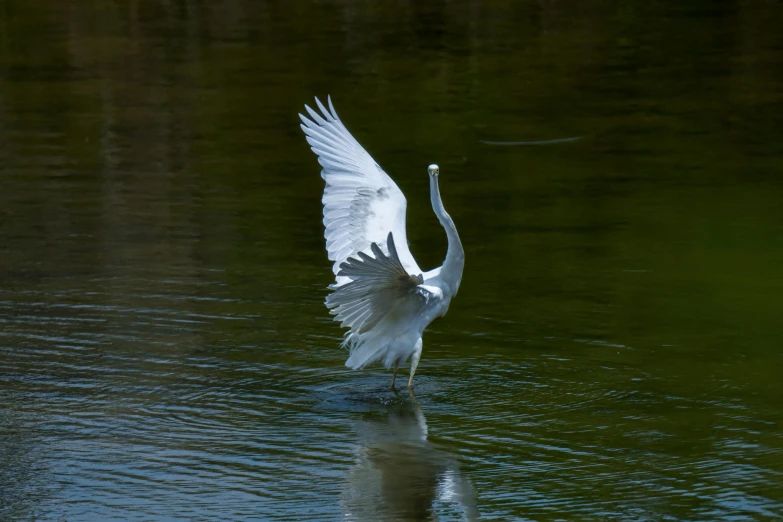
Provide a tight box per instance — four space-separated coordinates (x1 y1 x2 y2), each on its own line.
430 175 464 293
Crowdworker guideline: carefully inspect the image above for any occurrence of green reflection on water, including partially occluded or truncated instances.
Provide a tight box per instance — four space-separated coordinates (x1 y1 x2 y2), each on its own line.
1 0 782 520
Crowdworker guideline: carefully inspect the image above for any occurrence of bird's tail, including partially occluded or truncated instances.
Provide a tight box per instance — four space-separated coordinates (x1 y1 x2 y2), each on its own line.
343 328 398 369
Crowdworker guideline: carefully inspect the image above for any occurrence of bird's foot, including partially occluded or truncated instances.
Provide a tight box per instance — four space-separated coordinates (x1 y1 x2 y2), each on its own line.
390 362 399 389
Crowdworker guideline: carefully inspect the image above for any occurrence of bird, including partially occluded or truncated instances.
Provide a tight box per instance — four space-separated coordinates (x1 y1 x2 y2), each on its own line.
299 96 464 389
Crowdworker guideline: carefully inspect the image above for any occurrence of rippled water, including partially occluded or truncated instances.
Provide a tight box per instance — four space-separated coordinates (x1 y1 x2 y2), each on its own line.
2 1 783 520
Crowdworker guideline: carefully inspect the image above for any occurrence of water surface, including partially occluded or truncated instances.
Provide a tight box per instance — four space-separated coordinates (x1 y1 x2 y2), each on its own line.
2 1 783 520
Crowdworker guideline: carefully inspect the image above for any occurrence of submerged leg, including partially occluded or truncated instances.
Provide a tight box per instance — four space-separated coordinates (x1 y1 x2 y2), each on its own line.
390 362 399 389
408 338 423 388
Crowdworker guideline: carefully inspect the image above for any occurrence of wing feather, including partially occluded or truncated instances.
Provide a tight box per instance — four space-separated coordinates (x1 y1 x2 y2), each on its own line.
326 233 427 334
300 96 421 279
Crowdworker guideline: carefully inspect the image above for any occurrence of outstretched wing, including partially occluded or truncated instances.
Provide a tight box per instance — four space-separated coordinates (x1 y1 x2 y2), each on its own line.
326 233 440 335
299 96 421 281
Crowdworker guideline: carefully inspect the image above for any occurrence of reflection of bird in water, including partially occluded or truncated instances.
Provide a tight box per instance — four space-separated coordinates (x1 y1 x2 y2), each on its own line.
300 97 465 388
341 400 480 521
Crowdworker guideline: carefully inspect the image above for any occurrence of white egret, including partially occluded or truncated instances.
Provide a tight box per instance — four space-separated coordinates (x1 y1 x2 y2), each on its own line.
300 96 464 388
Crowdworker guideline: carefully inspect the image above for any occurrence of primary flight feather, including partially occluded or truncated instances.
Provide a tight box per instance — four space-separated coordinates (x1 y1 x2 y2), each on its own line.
300 96 464 388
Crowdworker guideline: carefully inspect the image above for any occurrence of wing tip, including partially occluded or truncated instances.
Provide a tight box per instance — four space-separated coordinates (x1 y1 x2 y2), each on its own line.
307 95 339 122
301 95 342 129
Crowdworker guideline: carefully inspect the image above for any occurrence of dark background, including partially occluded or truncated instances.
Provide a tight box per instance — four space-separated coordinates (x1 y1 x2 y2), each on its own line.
1 1 782 520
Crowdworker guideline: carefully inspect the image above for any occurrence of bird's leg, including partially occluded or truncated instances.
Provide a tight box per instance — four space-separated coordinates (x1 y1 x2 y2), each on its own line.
407 338 423 388
390 362 399 389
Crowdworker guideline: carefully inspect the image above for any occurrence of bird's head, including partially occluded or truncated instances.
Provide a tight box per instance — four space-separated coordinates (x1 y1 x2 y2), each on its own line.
428 164 439 178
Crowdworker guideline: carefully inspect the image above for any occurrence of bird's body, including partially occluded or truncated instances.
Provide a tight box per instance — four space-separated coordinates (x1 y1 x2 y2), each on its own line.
300 96 464 387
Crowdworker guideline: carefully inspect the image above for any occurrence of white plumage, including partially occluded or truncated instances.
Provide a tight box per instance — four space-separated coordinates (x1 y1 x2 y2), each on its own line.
300 96 464 388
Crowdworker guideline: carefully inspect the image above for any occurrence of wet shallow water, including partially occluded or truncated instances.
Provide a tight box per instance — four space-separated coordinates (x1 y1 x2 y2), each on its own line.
2 1 783 520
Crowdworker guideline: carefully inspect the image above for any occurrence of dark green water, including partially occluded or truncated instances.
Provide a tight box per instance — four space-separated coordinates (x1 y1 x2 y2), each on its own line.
2 1 782 520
